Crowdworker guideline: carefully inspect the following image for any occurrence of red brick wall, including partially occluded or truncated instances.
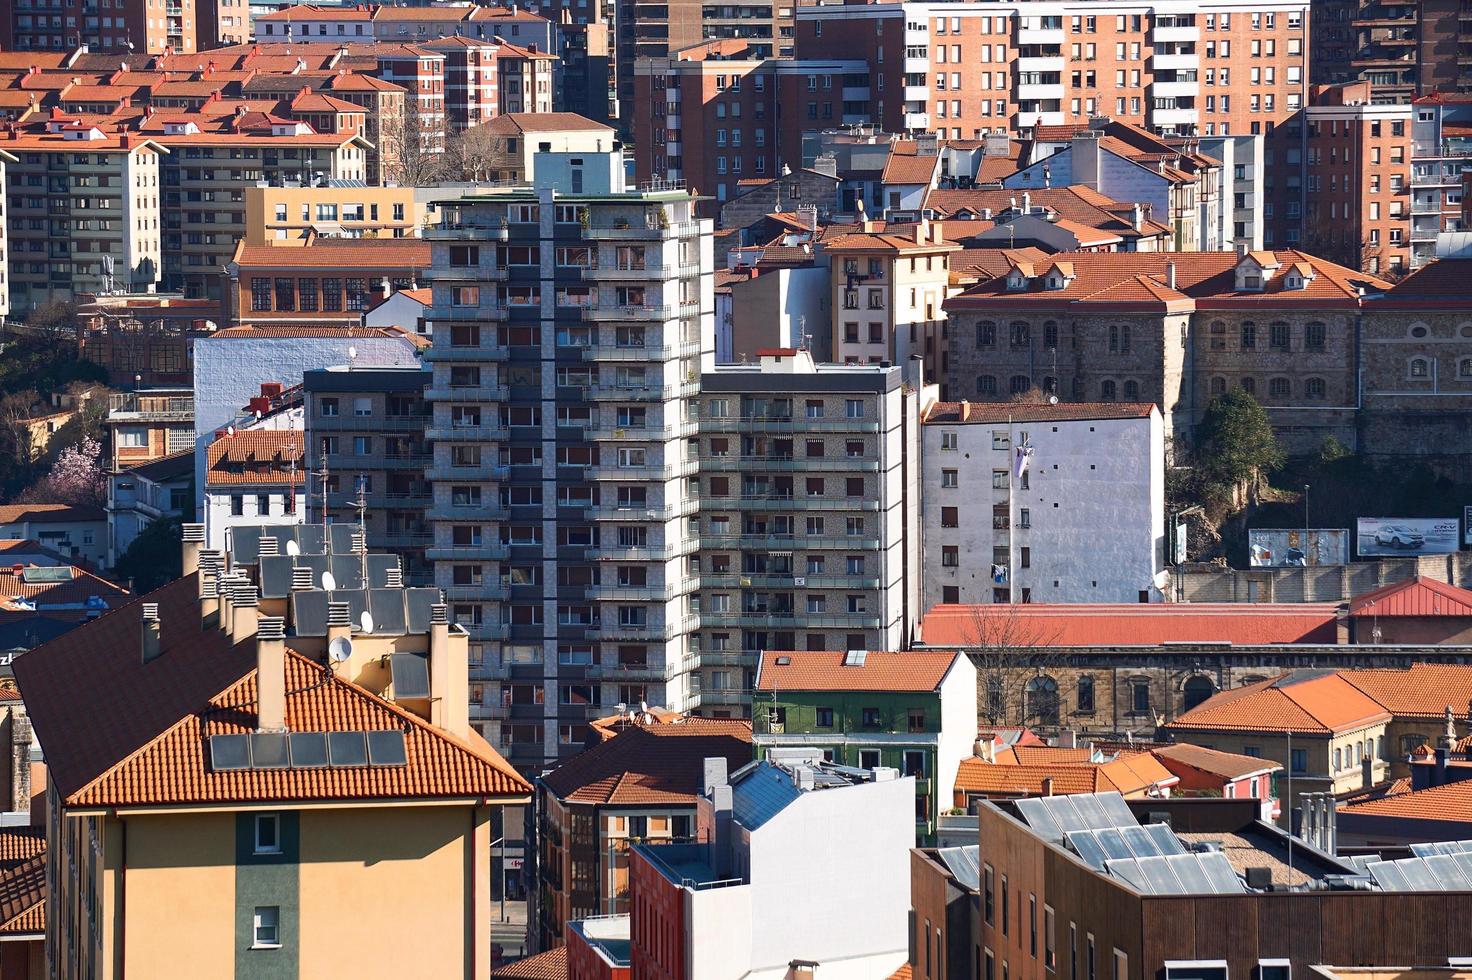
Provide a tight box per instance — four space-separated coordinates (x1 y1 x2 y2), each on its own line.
628 849 686 980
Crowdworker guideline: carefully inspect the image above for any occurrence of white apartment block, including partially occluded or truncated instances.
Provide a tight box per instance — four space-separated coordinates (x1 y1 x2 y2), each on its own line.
422 149 713 768
921 401 1167 606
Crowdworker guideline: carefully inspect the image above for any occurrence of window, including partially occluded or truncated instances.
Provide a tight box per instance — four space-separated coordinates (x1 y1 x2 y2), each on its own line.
942 546 959 567
254 814 281 854
977 375 997 396
1077 675 1095 713
1409 357 1431 379
1269 322 1290 350
1269 377 1291 399
1291 748 1308 773
861 707 881 727
941 506 959 528
1241 323 1256 349
1305 322 1325 351
816 707 834 727
253 906 280 948
846 399 864 418
942 469 958 488
1130 681 1149 714
1305 378 1325 400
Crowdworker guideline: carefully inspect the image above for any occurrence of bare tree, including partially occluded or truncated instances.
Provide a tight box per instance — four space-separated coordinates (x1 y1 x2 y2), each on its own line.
442 124 500 183
380 96 445 186
961 602 1067 733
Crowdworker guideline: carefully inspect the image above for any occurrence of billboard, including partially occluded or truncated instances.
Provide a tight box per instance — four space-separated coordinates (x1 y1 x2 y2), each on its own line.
1356 517 1462 558
1466 506 1472 546
1248 529 1349 567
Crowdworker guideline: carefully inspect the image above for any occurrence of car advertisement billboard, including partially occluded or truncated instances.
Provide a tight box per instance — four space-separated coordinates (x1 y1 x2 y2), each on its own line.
1248 529 1350 567
1356 517 1462 557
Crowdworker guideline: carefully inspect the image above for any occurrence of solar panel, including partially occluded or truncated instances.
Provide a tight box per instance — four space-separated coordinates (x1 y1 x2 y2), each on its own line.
327 523 355 555
369 590 408 635
1146 823 1186 855
1425 854 1472 889
1121 825 1163 858
1394 858 1443 891
1167 853 1214 894
1196 852 1247 893
1452 853 1472 883
367 554 400 588
292 590 330 637
1095 828 1135 862
1065 831 1110 870
1367 860 1415 891
1411 839 1472 859
295 525 327 556
258 556 294 599
1046 797 1093 835
1015 797 1066 843
20 566 72 583
1093 791 1138 828
209 733 251 771
366 731 408 767
251 732 291 769
391 653 431 700
1105 858 1149 892
289 732 329 768
1138 855 1187 894
1071 793 1117 831
328 731 369 767
329 556 365 592
228 526 264 565
406 589 440 634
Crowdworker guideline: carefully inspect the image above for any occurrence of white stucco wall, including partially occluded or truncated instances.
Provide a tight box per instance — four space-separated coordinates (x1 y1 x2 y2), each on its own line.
743 775 913 977
192 335 419 506
936 656 979 813
203 488 305 552
921 410 1166 605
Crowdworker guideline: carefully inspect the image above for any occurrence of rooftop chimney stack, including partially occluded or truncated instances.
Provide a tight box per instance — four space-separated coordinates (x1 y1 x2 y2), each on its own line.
1166 261 1177 290
230 585 260 645
429 603 470 738
181 523 205 578
257 536 280 558
290 566 314 592
200 571 221 627
141 602 162 664
256 615 288 732
326 600 351 652
384 565 403 589
1361 754 1374 791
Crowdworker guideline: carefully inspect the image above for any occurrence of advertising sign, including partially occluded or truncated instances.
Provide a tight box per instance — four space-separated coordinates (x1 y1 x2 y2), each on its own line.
1248 529 1349 567
1356 517 1462 557
1466 506 1472 546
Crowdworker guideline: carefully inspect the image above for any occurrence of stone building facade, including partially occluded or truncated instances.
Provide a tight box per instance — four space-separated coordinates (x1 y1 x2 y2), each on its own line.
943 250 1391 456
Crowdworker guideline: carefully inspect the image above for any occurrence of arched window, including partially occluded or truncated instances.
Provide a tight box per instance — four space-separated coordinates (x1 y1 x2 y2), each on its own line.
977 375 997 396
1269 377 1291 399
1209 320 1227 350
1123 380 1140 400
1409 357 1431 379
1010 374 1032 395
1183 676 1216 711
976 320 997 348
1460 358 1472 378
1043 320 1059 350
1025 675 1060 727
1109 324 1132 353
985 675 1006 722
1269 321 1290 350
1100 380 1117 401
1210 376 1227 396
1240 377 1256 395
1240 321 1257 349
1009 321 1030 348
1305 377 1326 400
1042 376 1058 395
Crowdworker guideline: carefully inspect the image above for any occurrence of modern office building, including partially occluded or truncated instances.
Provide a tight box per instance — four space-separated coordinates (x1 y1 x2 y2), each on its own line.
421 148 713 768
693 349 923 716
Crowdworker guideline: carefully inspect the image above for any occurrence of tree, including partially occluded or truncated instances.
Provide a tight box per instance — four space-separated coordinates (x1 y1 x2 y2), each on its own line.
381 95 445 185
27 435 106 507
960 603 1066 731
1193 388 1284 503
115 515 184 592
24 299 78 342
443 124 500 183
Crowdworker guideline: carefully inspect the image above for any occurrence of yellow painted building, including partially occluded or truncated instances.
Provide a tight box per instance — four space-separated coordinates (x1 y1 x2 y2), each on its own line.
244 185 424 244
15 526 532 980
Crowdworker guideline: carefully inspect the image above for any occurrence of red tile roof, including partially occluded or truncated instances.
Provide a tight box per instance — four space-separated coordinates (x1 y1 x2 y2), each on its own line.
479 111 613 135
1341 664 1472 721
882 150 941 185
1338 777 1472 824
13 575 530 808
229 238 431 271
956 752 1177 797
205 430 306 487
1151 743 1282 781
0 829 45 938
0 563 129 608
918 603 1341 647
0 503 105 524
494 947 569 979
756 650 962 693
1165 671 1392 735
1348 576 1472 617
540 718 752 806
922 400 1156 424
924 186 1171 240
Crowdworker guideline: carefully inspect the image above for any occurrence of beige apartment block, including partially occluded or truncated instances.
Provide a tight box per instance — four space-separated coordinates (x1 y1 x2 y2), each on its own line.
244 185 423 243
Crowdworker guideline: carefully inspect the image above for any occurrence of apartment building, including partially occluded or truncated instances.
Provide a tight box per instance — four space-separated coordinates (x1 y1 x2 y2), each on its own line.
941 250 1383 453
921 401 1166 606
1409 93 1472 269
533 715 752 949
825 222 957 380
254 4 556 53
303 366 434 584
792 0 1310 138
2 127 164 313
475 112 618 184
497 42 558 115
421 36 502 132
202 429 306 552
421 149 713 769
694 350 922 716
0 148 9 319
13 525 531 979
1 0 202 53
243 184 421 243
107 449 193 566
105 389 195 471
239 69 408 185
375 43 448 164
224 238 430 327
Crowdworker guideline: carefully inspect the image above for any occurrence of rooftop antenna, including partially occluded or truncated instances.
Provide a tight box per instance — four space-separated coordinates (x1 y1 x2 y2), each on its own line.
318 446 331 532
353 475 369 588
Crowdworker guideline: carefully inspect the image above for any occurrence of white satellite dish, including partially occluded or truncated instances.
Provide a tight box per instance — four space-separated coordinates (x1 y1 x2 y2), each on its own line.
347 345 358 360
321 570 337 592
328 635 352 663
285 539 301 557
359 610 374 634
226 424 236 437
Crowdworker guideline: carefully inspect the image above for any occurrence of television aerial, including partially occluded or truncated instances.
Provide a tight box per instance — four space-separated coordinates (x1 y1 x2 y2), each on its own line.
328 635 353 664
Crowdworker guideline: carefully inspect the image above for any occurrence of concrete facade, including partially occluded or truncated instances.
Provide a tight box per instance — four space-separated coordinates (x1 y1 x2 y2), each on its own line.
921 403 1167 606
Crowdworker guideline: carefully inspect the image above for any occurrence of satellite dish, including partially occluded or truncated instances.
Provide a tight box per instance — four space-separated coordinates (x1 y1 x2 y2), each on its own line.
359 610 374 634
328 635 352 663
347 345 358 360
226 424 236 437
321 570 337 592
285 539 301 557
1048 395 1059 405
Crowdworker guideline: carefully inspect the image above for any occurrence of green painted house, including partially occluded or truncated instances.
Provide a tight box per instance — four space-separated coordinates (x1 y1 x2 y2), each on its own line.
751 649 977 843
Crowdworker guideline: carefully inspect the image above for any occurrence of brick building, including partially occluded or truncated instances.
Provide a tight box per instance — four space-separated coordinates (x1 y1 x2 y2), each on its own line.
941 250 1382 453
1 0 203 53
224 238 432 328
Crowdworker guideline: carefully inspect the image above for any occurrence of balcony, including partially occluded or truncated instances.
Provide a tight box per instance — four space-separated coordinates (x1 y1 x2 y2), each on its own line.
585 578 701 601
442 584 510 601
586 459 699 481
903 112 931 130
583 221 703 241
580 340 702 362
580 303 683 322
425 543 511 560
700 535 882 551
903 84 930 103
1151 107 1199 126
1016 55 1065 73
588 660 686 682
1016 83 1065 101
699 612 881 629
312 414 430 433
700 456 880 472
698 416 880 434
108 392 193 421
584 420 700 441
425 424 510 442
424 503 511 522
1014 110 1065 128
1411 195 1446 214
1412 169 1459 187
1151 24 1200 42
584 499 700 520
701 574 882 590
584 540 701 561
424 383 510 402
585 381 700 401
1016 27 1065 45
1152 79 1200 99
586 617 700 641
903 56 930 76
1150 52 1198 71
423 344 511 363
694 649 759 667
424 462 509 481
704 494 881 512
698 688 753 706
